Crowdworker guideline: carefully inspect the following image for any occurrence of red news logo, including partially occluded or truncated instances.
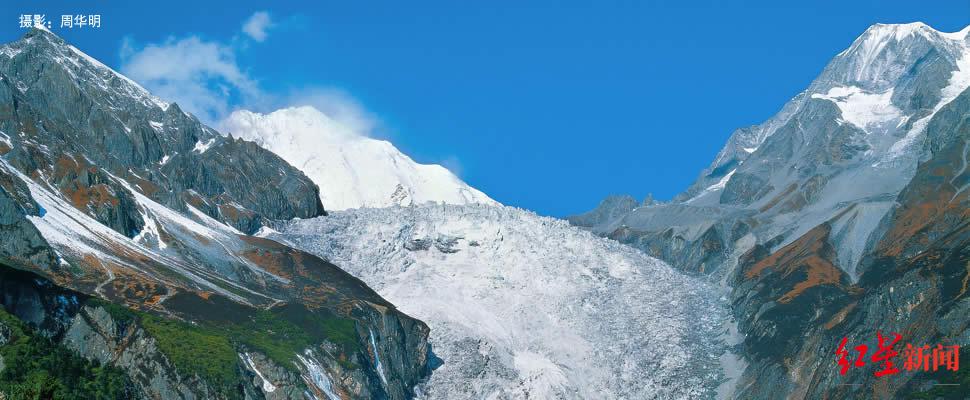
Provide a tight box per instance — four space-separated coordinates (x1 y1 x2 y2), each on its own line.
836 331 960 377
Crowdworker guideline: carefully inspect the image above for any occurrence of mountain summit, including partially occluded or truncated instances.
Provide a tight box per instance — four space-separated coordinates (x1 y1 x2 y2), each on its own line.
223 106 497 210
680 22 969 207
570 22 970 399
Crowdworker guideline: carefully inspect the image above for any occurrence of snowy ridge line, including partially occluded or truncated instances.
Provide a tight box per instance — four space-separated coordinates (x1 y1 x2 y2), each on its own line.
222 107 498 210
103 171 291 298
1 157 289 306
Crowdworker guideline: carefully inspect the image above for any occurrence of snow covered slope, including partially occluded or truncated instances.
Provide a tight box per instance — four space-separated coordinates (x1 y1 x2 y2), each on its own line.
263 204 729 399
0 27 432 399
222 107 497 210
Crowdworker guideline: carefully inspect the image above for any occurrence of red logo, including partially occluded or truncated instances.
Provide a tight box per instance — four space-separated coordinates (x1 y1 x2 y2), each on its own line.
836 331 960 377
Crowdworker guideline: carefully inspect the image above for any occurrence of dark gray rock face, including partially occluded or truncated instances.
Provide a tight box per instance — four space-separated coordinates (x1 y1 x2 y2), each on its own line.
570 23 970 399
0 28 324 236
566 194 639 228
0 28 430 399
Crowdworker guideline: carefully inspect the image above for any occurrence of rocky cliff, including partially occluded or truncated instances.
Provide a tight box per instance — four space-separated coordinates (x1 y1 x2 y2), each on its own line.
0 27 430 399
570 22 970 399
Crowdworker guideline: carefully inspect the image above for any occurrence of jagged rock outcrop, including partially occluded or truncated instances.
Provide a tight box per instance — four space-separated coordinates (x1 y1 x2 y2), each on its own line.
0 27 324 236
570 22 970 399
0 27 430 399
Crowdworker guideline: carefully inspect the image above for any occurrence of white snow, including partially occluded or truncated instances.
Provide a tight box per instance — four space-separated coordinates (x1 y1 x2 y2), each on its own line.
843 23 938 87
939 25 970 41
685 169 736 204
32 21 52 34
159 154 170 165
254 225 279 237
368 329 388 387
192 138 216 154
65 45 170 111
241 353 277 393
149 121 164 131
221 107 498 210
884 28 970 160
132 205 167 250
3 156 289 307
267 204 728 399
0 45 22 59
709 168 736 191
296 350 340 400
810 86 903 133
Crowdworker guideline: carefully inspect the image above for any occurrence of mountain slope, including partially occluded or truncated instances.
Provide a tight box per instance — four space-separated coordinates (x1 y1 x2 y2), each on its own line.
0 27 430 399
261 204 730 399
223 107 497 210
569 22 970 399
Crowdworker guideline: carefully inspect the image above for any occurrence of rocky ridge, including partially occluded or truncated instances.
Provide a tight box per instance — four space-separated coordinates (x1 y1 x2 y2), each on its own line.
570 22 970 399
0 27 431 399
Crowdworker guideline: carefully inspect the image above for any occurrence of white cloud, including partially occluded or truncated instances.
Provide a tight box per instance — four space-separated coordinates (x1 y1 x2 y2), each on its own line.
441 156 464 177
284 88 380 138
118 12 380 137
242 11 273 42
120 36 262 124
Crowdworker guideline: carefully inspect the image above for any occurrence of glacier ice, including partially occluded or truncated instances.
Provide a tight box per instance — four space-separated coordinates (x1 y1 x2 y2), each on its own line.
265 204 730 399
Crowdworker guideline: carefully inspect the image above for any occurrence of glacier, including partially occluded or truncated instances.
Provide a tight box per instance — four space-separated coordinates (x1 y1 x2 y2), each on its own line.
262 204 730 399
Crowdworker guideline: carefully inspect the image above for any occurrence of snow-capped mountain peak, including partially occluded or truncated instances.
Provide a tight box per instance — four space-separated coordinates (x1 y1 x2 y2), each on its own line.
222 106 498 210
677 22 970 204
831 22 969 91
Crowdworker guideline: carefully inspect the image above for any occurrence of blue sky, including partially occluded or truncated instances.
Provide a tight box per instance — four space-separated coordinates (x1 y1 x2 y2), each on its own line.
2 1 968 216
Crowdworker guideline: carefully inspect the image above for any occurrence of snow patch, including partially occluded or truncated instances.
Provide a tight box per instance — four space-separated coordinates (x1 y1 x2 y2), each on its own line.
368 329 388 387
885 34 970 160
132 205 167 250
811 86 902 133
686 169 736 204
240 353 277 393
296 350 340 400
192 138 216 154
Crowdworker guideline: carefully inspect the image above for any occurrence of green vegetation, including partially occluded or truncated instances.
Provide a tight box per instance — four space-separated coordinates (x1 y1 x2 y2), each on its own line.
96 301 361 397
139 314 239 390
0 309 132 400
86 299 136 324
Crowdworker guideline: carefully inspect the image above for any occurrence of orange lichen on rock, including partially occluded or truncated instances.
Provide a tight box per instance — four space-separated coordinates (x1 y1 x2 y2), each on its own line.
183 190 211 210
242 248 295 281
744 224 846 303
778 254 843 303
65 183 120 211
823 302 857 330
759 183 797 213
217 203 241 220
877 138 967 258
131 176 160 198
